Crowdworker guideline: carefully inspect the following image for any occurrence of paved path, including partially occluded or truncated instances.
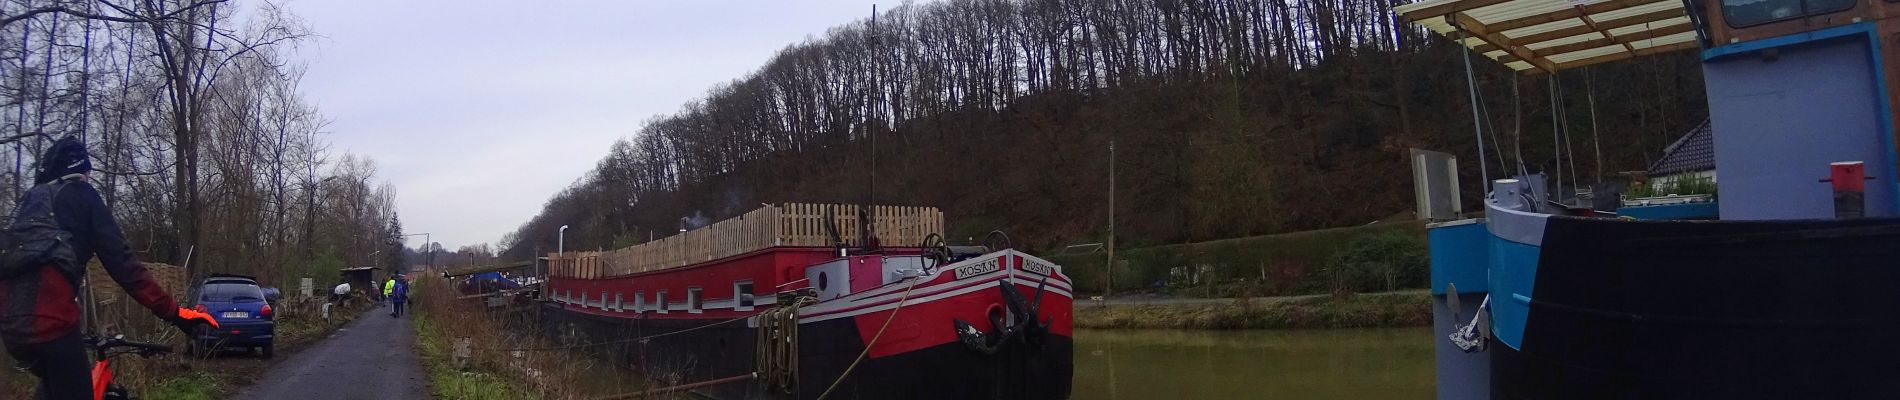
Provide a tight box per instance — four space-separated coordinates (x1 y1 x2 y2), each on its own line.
229 306 430 400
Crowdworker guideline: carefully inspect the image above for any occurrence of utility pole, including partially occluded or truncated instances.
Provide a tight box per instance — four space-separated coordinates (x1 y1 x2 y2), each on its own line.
1106 140 1116 300
868 4 880 212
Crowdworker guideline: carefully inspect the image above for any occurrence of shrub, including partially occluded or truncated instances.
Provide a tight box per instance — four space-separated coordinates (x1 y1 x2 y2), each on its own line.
1323 232 1428 293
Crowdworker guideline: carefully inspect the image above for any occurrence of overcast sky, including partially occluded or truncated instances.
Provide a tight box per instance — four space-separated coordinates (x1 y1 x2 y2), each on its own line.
285 1 901 250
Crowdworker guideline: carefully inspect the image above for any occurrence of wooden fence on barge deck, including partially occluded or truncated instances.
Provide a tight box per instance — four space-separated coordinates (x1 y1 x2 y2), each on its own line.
548 204 943 279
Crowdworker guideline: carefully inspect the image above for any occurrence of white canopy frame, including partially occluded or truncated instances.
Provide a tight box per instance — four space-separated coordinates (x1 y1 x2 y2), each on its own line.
1395 0 1705 73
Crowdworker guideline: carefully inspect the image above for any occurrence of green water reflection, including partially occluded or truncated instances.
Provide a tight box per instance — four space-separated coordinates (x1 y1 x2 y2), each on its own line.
1072 328 1434 399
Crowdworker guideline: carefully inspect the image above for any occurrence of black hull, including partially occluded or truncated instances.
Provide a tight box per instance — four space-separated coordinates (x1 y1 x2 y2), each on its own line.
1495 216 1900 399
541 304 763 399
796 315 1073 400
539 304 1074 400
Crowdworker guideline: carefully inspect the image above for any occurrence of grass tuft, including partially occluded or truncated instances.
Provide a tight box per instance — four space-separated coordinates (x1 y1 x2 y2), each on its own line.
146 371 222 400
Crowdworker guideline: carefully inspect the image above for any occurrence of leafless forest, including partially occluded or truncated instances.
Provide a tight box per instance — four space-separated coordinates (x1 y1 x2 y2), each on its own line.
503 0 1709 256
0 0 409 285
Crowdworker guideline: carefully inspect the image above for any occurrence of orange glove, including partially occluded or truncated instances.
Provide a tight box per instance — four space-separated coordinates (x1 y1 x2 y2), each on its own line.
166 307 220 336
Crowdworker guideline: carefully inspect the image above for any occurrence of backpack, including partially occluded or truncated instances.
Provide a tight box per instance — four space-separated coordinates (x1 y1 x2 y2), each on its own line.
0 180 78 280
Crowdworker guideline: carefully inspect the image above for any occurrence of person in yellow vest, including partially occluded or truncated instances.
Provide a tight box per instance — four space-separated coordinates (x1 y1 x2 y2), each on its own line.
382 277 395 308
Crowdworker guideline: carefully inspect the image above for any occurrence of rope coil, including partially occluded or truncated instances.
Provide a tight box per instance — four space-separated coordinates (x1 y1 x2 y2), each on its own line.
756 295 815 394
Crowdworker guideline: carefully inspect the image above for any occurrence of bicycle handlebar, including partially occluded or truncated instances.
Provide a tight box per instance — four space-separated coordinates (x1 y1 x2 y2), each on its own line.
90 335 172 355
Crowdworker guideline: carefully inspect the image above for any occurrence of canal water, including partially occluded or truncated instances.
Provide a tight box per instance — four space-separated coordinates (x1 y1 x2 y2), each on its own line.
1072 327 1434 399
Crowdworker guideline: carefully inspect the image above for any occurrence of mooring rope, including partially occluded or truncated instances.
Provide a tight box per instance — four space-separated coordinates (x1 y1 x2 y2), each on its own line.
756 295 815 394
816 277 921 400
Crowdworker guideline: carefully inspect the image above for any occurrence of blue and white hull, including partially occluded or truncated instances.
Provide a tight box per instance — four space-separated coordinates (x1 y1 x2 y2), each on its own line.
1433 184 1900 399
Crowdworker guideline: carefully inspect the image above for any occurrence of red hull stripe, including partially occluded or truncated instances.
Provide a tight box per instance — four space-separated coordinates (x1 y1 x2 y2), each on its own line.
795 255 1075 317
799 270 1009 317
799 279 1075 323
797 280 1076 322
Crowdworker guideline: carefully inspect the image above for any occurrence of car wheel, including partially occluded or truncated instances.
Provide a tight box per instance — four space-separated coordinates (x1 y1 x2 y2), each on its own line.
262 342 274 359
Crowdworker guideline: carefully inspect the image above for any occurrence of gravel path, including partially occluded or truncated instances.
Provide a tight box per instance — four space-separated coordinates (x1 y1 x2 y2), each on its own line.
228 305 429 400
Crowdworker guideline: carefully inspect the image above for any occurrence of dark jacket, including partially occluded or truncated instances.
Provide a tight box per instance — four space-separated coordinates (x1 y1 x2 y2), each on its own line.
0 179 177 344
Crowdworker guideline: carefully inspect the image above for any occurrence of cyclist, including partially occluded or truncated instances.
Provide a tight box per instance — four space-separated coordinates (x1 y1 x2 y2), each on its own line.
0 136 202 400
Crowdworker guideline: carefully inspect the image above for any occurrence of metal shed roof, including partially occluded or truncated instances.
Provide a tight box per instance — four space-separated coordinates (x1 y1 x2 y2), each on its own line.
1394 0 1702 73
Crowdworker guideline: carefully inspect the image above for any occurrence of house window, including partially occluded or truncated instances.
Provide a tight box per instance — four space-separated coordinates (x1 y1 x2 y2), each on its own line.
633 291 646 312
656 291 668 314
1723 0 1853 27
612 293 623 311
687 287 704 314
734 281 755 311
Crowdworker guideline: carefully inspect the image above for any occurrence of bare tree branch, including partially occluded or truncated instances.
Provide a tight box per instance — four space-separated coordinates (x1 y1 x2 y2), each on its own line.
94 162 176 176
1 0 230 28
0 132 53 146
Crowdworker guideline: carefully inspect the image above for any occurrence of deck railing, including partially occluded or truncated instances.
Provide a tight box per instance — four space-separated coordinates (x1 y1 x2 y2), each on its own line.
548 204 943 278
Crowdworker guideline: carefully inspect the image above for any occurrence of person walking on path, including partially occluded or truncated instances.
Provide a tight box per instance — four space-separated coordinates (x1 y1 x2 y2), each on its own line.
389 276 409 317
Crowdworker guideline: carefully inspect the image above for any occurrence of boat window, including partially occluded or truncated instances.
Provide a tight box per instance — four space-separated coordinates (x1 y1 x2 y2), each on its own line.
734 281 755 311
656 291 668 314
633 291 646 312
1723 0 1853 27
688 287 704 314
612 293 623 311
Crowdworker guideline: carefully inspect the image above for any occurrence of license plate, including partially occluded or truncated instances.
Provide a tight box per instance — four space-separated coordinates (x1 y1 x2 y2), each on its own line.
221 311 249 319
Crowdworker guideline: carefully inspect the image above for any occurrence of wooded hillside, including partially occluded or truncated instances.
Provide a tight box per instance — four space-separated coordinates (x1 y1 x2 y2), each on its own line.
503 0 1708 257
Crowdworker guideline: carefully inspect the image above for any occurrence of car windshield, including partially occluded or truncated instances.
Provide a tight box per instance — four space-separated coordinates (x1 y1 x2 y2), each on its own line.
202 282 265 302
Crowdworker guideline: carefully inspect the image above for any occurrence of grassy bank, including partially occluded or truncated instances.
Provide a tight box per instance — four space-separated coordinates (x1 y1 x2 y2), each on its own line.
414 308 535 400
412 276 651 400
1047 221 1427 298
1076 291 1431 330
412 276 540 400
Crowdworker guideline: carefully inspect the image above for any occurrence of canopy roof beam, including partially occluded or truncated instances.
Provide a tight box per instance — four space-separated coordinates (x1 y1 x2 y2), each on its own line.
1402 0 1518 21
1555 40 1699 69
1474 8 1685 53
1575 12 1639 55
1395 0 1699 73
1495 22 1693 63
1453 13 1559 73
1486 0 1673 33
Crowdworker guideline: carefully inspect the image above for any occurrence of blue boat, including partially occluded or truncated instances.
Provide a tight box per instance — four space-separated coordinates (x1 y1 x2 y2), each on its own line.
1395 0 1900 397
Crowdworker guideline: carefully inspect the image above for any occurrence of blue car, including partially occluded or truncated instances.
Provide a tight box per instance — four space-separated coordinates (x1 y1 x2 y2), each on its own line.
190 274 276 358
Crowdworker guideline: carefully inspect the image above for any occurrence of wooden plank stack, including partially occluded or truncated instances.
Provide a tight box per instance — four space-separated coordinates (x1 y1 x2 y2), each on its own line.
548 204 944 279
